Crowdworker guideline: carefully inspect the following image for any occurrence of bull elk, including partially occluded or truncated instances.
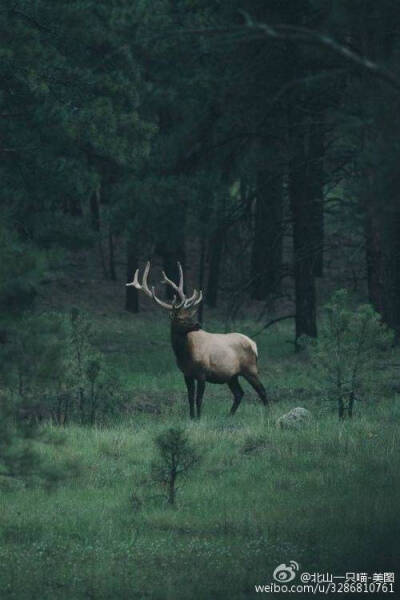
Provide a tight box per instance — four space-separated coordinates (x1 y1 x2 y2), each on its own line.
127 262 269 419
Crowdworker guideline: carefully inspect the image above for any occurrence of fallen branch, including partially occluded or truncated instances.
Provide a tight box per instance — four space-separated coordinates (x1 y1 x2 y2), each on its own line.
253 314 296 337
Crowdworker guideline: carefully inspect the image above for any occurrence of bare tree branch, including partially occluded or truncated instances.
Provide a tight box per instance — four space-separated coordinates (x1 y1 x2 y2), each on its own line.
249 20 400 92
168 13 400 92
253 314 296 337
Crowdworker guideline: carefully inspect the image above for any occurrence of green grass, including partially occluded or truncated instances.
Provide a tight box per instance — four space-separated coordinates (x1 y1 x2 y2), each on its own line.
1 314 399 599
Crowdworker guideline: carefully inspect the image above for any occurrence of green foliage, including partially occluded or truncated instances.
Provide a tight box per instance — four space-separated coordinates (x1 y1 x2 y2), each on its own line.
2 0 400 593
0 307 122 485
0 312 70 401
0 0 155 260
0 309 122 426
0 389 78 489
0 391 38 481
303 290 394 417
0 307 71 485
1 402 400 598
0 309 399 597
151 427 200 504
0 221 45 316
68 309 123 424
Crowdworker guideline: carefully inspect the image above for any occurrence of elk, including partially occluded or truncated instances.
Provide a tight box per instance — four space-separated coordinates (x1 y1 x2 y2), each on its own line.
127 262 269 419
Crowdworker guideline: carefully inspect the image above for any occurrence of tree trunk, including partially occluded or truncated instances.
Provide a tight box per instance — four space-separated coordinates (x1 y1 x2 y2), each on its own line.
108 228 117 281
288 104 317 342
125 240 139 313
162 244 185 300
338 396 345 420
156 204 186 301
381 181 400 339
251 168 283 300
363 169 400 338
348 392 355 418
197 231 206 325
64 197 82 217
206 227 224 308
206 192 228 309
89 188 100 231
308 113 325 277
364 184 384 315
357 8 399 335
168 470 176 505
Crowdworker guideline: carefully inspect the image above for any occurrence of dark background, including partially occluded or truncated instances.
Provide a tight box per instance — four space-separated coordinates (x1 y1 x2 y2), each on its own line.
2 0 400 339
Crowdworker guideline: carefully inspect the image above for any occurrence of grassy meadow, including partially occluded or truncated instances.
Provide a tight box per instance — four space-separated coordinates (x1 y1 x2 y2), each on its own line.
1 313 400 599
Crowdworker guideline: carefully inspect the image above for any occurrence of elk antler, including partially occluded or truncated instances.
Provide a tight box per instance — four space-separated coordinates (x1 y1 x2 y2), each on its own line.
126 261 203 310
126 261 173 309
160 262 185 305
161 261 203 309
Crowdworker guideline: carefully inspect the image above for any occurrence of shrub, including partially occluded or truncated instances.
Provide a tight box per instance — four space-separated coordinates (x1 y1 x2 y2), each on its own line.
151 428 200 505
302 290 393 418
0 312 70 409
67 309 123 424
0 309 122 425
0 390 38 480
0 220 45 317
0 389 75 489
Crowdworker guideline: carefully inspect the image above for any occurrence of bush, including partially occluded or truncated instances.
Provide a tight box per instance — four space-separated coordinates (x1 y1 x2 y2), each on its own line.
302 290 393 418
68 308 123 424
0 390 38 481
0 312 70 408
0 220 45 317
0 309 122 426
0 389 76 489
151 428 200 505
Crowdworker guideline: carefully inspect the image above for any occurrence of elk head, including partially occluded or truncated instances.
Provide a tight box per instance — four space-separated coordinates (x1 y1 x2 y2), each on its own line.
126 261 203 332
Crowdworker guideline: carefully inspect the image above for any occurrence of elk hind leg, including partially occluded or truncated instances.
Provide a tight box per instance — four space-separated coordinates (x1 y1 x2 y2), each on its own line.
242 373 269 406
228 376 244 416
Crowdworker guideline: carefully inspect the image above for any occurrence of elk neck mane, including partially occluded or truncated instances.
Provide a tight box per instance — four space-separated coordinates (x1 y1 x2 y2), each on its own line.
170 320 202 362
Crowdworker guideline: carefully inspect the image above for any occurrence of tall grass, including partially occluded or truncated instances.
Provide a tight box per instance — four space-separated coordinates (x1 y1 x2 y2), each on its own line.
0 314 399 599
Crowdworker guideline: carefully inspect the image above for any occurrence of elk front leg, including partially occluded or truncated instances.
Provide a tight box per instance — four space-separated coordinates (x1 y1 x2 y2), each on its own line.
195 379 205 419
228 376 244 416
184 376 195 419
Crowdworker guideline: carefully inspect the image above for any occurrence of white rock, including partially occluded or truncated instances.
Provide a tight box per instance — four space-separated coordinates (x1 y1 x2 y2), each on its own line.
277 407 312 429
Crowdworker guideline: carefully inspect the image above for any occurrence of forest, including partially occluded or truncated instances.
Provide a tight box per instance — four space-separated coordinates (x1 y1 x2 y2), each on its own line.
1 1 400 599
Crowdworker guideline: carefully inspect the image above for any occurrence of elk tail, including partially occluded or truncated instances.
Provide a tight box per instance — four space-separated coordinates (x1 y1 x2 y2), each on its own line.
249 338 258 360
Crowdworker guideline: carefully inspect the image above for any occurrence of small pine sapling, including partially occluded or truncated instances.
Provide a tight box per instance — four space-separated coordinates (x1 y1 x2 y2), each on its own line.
303 290 393 418
151 427 199 505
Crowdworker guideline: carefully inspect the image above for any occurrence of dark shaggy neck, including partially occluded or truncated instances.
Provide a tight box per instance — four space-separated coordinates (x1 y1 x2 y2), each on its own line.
170 322 200 362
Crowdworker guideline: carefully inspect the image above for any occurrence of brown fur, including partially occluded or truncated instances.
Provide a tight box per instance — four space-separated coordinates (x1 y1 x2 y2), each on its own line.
173 329 258 382
170 308 269 418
